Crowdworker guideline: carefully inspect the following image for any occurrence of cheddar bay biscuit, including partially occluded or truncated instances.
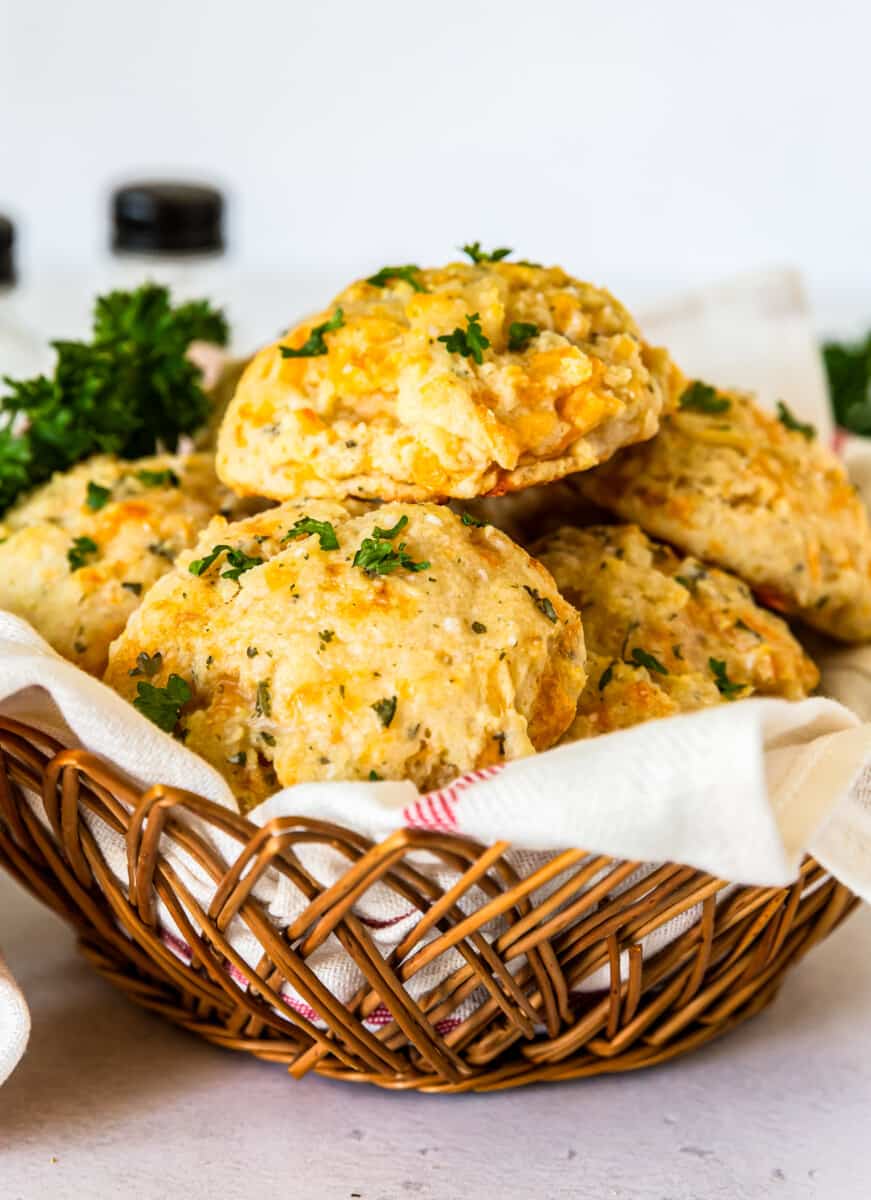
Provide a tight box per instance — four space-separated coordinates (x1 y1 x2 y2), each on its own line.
104 500 585 812
217 260 676 503
534 524 819 741
578 386 871 642
0 453 248 675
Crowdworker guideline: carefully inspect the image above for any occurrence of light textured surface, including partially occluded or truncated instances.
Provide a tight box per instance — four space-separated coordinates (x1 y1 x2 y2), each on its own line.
0 872 869 1199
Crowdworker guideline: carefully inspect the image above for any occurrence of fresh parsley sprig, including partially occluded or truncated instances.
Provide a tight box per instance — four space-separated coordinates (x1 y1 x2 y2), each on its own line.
823 331 871 434
67 535 99 572
136 468 180 488
776 401 815 440
0 283 227 515
508 321 540 352
353 514 429 576
438 313 490 366
709 657 746 700
523 585 558 624
85 481 111 510
188 544 264 581
280 309 344 359
629 647 668 676
679 382 731 414
462 243 512 264
366 265 428 293
133 674 191 732
282 517 340 551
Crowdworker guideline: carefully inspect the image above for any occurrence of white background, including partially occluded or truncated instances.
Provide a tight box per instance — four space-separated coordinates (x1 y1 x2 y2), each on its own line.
2 0 870 331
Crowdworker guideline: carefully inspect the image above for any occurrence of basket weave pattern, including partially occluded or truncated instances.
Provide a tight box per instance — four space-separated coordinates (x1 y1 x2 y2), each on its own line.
0 716 858 1092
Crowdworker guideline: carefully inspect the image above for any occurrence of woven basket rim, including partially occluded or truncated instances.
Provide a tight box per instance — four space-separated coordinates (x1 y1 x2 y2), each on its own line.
0 716 859 1092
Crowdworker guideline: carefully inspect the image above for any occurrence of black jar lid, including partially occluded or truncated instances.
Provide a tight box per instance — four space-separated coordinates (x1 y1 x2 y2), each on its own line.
111 182 224 255
0 215 14 284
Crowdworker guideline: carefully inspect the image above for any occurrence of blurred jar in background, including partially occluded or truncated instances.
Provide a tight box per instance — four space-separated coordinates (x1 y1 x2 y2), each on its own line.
105 181 232 383
0 215 50 383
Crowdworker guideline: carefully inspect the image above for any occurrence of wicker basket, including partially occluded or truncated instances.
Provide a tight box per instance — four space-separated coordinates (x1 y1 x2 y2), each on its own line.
0 714 858 1093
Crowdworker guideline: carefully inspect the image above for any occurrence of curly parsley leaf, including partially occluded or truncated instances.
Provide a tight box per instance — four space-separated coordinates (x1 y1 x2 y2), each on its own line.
136 467 180 488
823 332 871 434
283 516 340 551
279 308 344 358
524 585 558 624
128 650 163 678
0 283 227 515
629 647 668 676
460 511 487 527
438 313 490 365
679 381 731 414
85 481 111 510
709 657 747 699
372 696 397 727
776 400 816 440
67 535 98 572
461 242 512 264
508 321 540 352
366 265 427 293
373 514 408 540
133 673 191 732
188 544 263 581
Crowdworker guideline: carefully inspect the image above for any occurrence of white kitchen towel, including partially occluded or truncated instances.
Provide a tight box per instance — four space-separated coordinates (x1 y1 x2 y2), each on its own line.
1 266 868 1088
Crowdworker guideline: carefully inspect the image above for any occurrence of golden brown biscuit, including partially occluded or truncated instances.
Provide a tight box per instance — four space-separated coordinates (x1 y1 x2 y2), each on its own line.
104 500 585 812
0 453 249 675
578 385 871 642
217 261 676 503
533 524 819 741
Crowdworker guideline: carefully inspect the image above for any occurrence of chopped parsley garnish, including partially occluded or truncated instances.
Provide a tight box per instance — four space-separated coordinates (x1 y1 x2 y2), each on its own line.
366 265 427 293
598 663 615 691
67 535 98 572
629 647 668 675
136 467 180 488
823 331 871 434
460 511 487 527
372 696 397 727
508 321 540 352
246 646 259 658
523 585 558 623
128 650 163 678
261 731 276 746
319 629 335 645
255 680 272 718
188 544 263 581
148 541 175 561
679 381 731 414
353 515 429 576
133 674 191 732
85 481 111 510
122 581 143 596
438 313 490 365
279 308 344 358
776 400 815 440
282 516 340 551
0 283 228 515
373 514 408 539
709 657 747 699
461 242 512 264
368 769 382 781
471 620 487 634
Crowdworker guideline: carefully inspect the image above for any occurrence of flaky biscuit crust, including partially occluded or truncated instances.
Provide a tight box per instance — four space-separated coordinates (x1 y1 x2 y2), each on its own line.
104 500 585 812
217 262 675 503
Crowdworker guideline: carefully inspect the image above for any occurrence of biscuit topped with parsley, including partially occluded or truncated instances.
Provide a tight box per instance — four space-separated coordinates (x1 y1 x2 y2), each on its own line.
0 452 250 675
104 500 585 813
534 524 819 742
216 254 676 503
577 385 871 641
